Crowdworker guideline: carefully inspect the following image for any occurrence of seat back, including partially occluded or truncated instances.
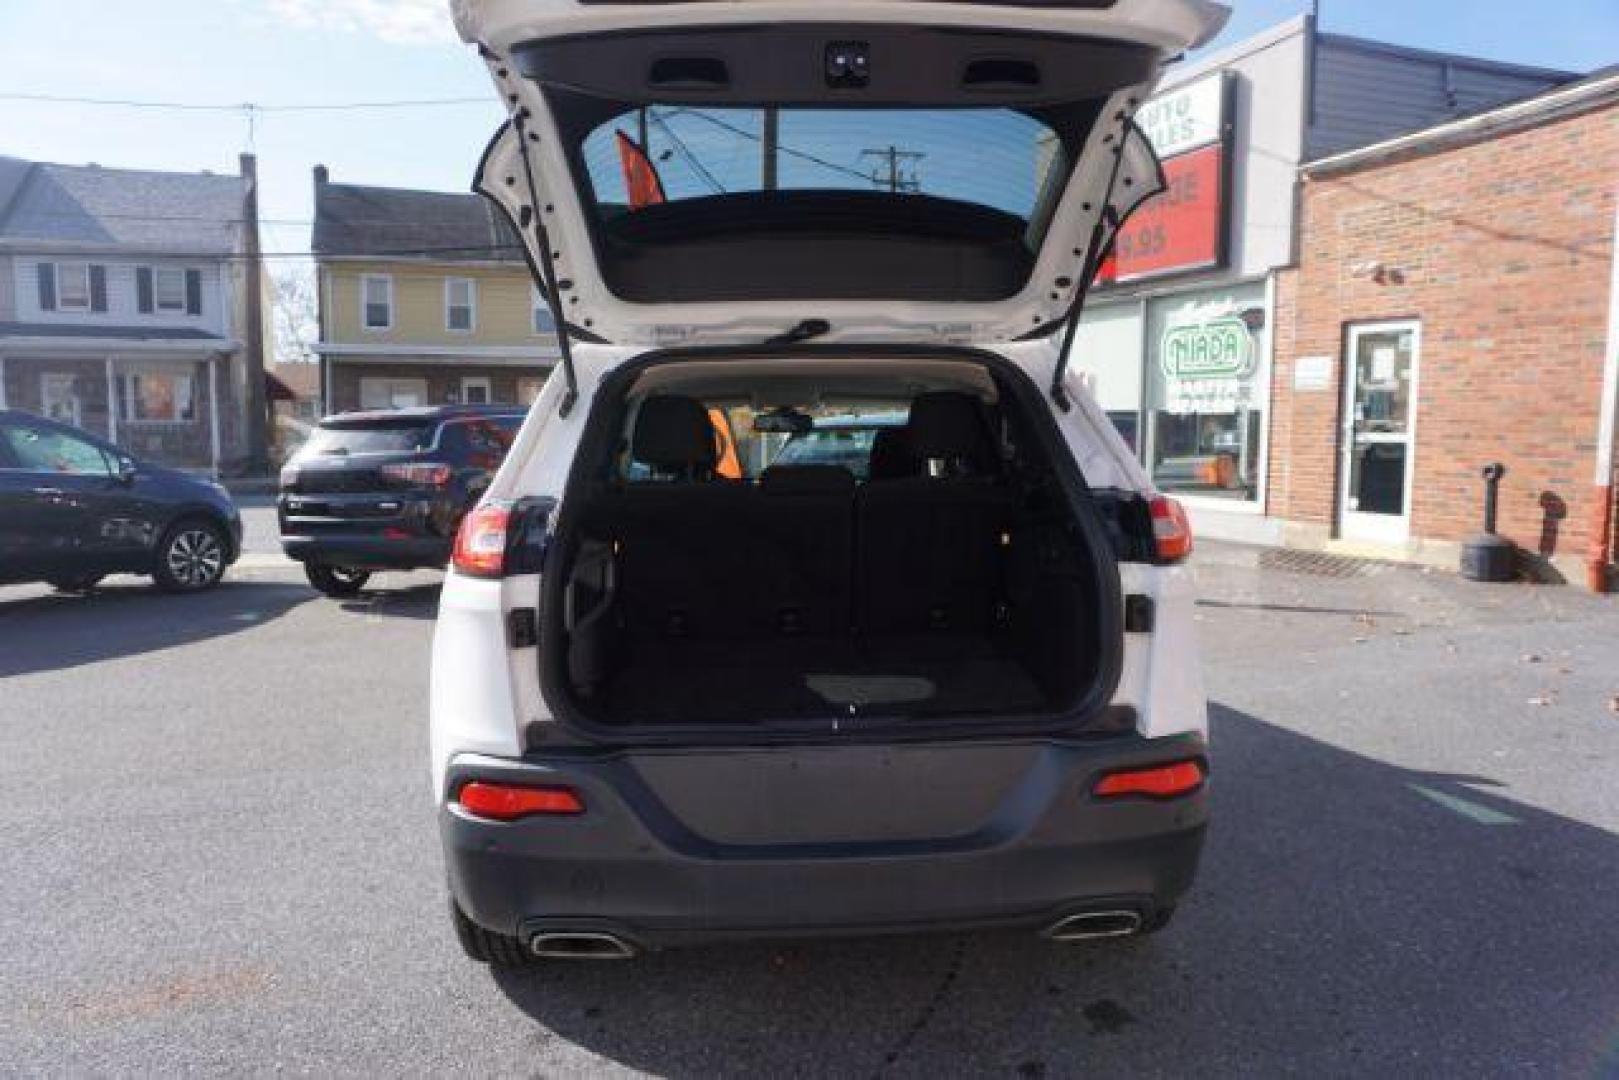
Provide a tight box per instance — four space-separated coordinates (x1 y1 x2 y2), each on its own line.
856 392 1014 634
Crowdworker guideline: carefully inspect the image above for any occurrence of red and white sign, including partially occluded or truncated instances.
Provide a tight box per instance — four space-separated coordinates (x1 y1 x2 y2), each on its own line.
1099 72 1229 285
1099 143 1224 283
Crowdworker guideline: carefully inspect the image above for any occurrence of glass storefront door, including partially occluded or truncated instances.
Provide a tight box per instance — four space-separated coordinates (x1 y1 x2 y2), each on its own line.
1340 322 1420 544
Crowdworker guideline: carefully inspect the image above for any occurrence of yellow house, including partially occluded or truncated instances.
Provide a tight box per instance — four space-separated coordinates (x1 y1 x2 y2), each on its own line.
311 166 558 413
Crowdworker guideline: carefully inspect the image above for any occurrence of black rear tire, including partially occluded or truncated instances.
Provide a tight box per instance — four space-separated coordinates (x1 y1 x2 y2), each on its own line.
48 573 105 594
153 519 229 593
451 898 536 968
304 563 371 598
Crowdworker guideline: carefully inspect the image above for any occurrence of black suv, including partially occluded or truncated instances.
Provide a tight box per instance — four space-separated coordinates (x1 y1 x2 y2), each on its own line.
278 405 525 596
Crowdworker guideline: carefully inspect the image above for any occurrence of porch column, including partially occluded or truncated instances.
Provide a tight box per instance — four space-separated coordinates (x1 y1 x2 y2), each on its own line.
105 356 118 443
0 352 7 409
208 355 222 477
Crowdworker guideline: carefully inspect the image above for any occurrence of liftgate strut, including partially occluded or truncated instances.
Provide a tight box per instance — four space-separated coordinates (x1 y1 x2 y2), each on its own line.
513 111 579 418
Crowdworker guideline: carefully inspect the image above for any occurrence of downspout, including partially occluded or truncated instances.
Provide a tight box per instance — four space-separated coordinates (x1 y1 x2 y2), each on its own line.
1589 193 1619 593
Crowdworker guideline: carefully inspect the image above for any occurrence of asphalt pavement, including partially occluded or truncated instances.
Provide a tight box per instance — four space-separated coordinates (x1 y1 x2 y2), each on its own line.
1 546 1617 1076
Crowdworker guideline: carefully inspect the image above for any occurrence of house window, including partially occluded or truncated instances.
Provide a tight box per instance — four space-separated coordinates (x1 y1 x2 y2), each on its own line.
362 275 393 330
117 371 196 423
57 263 92 311
40 373 84 426
532 288 555 336
155 268 187 312
359 377 427 410
460 376 492 405
446 278 476 332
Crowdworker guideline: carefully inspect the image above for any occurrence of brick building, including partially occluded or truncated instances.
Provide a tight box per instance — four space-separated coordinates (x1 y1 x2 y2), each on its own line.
1268 72 1619 588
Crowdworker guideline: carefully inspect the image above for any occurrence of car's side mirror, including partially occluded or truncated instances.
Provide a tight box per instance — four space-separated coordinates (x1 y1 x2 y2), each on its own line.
116 455 138 485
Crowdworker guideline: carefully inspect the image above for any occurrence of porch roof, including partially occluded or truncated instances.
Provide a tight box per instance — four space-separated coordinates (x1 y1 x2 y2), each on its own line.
0 322 238 354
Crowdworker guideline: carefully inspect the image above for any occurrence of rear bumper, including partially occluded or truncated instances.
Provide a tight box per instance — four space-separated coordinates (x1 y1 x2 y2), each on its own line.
280 532 449 569
441 733 1208 948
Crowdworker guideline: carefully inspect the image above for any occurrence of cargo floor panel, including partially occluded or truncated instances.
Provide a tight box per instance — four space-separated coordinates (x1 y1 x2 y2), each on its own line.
593 634 1046 725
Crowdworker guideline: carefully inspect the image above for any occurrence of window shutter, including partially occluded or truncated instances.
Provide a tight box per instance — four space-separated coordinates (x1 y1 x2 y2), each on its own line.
185 269 203 316
136 267 155 313
37 263 57 311
89 265 108 312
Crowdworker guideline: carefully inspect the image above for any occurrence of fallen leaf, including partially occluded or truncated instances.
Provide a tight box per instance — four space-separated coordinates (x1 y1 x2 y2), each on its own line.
1522 653 1543 664
1527 695 1555 707
1609 695 1619 715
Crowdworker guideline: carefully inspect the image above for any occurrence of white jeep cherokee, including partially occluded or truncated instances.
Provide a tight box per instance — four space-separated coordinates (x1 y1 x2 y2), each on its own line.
432 0 1224 964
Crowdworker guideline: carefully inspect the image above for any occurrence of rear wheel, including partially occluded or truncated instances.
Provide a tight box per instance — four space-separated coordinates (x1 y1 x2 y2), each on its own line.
304 564 371 597
450 898 536 968
153 520 229 592
48 573 105 594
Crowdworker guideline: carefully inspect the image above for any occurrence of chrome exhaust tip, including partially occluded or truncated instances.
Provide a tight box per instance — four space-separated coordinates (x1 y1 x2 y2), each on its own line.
528 931 638 960
1043 910 1144 942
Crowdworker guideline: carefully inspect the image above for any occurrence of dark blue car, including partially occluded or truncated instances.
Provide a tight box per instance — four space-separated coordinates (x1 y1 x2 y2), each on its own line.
0 409 242 592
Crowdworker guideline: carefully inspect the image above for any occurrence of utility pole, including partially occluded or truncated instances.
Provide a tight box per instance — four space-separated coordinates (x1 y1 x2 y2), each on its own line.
762 107 779 191
239 152 269 476
858 145 924 193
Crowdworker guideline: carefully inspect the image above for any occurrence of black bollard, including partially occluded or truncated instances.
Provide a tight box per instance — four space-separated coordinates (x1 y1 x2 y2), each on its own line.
1460 463 1516 582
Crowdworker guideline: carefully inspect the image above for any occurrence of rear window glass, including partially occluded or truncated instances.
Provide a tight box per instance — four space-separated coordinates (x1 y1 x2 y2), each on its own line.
302 421 436 456
582 107 1061 226
620 402 906 482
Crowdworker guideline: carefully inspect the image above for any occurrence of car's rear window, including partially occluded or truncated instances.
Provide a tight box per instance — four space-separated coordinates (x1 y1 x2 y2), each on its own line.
582 107 1062 227
302 420 437 456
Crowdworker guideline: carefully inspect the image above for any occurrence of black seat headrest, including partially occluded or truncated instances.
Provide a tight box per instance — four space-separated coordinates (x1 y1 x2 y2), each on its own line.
631 395 717 473
867 426 921 481
759 464 856 496
906 391 994 464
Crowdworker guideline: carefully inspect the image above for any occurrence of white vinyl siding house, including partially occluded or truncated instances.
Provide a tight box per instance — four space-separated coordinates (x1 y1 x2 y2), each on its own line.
0 154 266 472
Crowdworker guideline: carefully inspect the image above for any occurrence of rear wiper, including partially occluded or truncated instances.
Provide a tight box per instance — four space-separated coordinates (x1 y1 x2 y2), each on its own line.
766 318 830 346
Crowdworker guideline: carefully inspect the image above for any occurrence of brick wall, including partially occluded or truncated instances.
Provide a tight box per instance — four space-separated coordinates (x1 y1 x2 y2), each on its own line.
1270 101 1619 577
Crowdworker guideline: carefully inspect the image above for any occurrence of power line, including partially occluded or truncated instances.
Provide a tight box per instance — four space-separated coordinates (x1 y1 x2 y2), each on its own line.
0 92 493 112
656 108 875 186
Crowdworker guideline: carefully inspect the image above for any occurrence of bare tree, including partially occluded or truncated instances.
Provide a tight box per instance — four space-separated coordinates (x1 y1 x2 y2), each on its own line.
271 265 320 365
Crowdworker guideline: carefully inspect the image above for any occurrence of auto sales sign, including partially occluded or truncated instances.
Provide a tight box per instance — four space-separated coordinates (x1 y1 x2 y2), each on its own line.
1099 71 1230 285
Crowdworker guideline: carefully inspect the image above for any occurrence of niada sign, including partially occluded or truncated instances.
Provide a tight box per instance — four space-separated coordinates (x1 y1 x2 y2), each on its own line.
1160 317 1253 380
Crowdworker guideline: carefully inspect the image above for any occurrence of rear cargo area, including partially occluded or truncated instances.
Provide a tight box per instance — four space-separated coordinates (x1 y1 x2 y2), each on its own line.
547 357 1112 730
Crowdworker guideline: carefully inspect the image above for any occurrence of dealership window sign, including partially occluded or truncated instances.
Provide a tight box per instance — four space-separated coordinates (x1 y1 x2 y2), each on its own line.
1159 315 1255 416
1100 71 1231 286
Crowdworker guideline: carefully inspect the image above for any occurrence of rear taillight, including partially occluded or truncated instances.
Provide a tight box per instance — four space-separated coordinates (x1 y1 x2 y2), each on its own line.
1093 759 1206 800
452 501 511 578
1149 495 1193 563
456 781 584 820
380 462 452 487
278 464 299 490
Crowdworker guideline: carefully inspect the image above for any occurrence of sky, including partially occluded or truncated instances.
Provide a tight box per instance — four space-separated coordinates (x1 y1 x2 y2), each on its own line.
1 0 1616 267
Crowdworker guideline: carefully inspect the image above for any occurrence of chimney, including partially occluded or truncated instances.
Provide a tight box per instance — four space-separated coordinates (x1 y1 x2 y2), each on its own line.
313 164 329 186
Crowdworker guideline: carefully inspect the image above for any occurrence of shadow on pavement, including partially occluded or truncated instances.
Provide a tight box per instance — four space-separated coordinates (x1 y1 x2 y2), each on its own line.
488 704 1619 1076
0 580 314 678
336 581 443 621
